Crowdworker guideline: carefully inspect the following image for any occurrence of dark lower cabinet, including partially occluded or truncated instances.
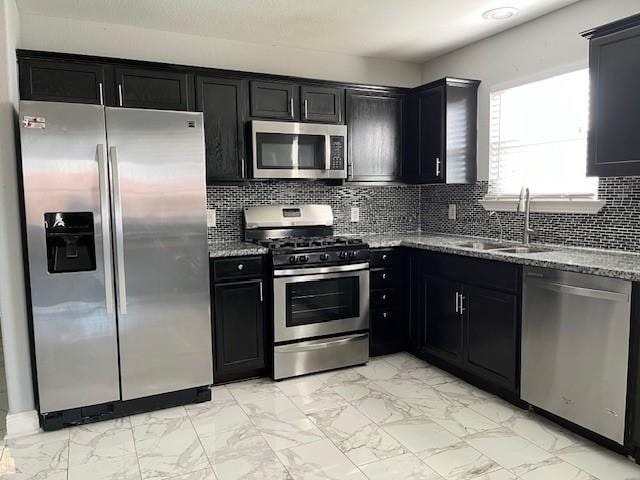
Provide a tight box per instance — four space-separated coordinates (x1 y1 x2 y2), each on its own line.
420 274 463 366
211 257 266 384
19 58 111 105
196 76 245 182
250 81 298 120
346 89 404 182
463 286 518 391
300 85 343 123
414 251 521 396
114 67 192 110
583 15 640 177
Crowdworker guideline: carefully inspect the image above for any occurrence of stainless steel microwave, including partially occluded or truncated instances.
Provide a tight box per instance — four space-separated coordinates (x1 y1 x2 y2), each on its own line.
251 120 347 180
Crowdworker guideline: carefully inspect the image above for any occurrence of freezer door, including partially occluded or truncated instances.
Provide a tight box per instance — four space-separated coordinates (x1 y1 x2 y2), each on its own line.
105 107 212 400
19 101 120 413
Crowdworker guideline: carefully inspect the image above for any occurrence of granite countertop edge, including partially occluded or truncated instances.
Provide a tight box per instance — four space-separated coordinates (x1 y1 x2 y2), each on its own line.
362 232 640 282
208 233 640 282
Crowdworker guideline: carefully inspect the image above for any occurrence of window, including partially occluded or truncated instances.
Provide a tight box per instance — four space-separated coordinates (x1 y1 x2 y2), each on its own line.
487 69 597 199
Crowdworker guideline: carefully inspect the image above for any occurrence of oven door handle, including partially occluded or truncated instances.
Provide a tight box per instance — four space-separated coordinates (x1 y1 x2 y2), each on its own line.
276 333 369 353
274 262 369 277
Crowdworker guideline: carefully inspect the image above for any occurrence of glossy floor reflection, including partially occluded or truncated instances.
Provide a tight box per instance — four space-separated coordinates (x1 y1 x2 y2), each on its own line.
1 353 640 479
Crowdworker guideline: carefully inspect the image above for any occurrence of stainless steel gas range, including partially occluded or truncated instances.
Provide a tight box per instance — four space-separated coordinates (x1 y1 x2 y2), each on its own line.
244 205 370 380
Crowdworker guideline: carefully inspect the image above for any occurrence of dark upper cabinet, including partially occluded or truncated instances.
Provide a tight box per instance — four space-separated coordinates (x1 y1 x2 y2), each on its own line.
583 16 640 176
404 78 479 184
250 81 298 120
463 286 518 391
196 76 245 182
416 86 444 183
346 89 404 182
300 85 343 123
420 274 463 366
114 67 192 110
212 278 265 384
19 58 112 105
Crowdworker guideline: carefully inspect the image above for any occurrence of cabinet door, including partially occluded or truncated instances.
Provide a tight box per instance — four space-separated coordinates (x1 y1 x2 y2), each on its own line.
300 85 343 123
420 274 463 366
417 86 445 183
115 67 191 110
213 279 265 383
463 286 518 392
250 81 298 120
19 59 109 105
196 76 245 182
346 89 403 182
588 24 640 176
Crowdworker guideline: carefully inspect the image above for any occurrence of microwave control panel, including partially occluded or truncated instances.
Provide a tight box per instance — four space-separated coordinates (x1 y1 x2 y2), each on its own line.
330 136 345 170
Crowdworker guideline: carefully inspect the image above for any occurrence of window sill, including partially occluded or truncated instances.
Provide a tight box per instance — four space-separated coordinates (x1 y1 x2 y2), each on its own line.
479 197 605 214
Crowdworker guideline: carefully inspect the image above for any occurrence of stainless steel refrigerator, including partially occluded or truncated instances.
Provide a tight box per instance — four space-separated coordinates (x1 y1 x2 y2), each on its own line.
19 101 213 421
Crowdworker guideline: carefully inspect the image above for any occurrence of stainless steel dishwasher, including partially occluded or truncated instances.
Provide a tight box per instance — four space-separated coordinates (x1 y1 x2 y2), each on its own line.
522 266 632 444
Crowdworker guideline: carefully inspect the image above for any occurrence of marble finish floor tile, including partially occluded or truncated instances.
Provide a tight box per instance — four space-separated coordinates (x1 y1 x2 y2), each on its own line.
420 443 500 480
359 452 442 480
307 404 406 466
277 438 367 480
4 352 640 480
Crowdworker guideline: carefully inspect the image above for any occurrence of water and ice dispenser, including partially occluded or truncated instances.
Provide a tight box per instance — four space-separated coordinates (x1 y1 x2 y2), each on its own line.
44 212 96 274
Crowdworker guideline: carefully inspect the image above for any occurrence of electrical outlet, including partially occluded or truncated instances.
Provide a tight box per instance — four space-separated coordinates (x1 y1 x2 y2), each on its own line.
207 209 217 227
448 204 457 220
351 206 360 223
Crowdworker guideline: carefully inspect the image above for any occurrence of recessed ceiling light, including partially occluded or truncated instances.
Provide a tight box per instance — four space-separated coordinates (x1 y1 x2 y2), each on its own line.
482 7 518 20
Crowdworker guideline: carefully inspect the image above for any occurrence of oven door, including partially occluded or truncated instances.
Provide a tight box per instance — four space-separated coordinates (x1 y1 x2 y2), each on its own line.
273 263 369 343
251 120 347 180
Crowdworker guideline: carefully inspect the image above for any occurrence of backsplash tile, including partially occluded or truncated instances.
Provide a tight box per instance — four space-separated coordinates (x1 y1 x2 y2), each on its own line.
420 177 640 252
206 181 420 242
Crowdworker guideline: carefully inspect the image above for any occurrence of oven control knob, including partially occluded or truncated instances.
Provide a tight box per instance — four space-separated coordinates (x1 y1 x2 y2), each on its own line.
348 251 357 259
339 251 348 259
320 253 329 261
288 256 298 264
299 255 309 263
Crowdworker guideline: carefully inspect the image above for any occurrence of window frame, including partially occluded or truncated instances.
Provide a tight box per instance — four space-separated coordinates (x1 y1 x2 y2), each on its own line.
481 65 604 214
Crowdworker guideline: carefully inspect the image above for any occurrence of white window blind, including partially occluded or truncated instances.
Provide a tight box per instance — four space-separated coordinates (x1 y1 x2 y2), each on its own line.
488 69 597 198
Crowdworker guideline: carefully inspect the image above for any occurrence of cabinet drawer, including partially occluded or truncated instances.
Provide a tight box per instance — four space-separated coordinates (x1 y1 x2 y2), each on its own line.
370 249 397 268
371 288 397 308
372 307 401 330
371 268 398 289
214 256 263 281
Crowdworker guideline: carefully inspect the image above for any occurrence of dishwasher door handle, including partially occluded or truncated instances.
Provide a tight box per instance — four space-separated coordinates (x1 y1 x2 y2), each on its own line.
535 281 629 303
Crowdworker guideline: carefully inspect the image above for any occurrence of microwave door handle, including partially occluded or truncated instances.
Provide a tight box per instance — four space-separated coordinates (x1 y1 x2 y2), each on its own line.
292 135 299 171
325 135 331 171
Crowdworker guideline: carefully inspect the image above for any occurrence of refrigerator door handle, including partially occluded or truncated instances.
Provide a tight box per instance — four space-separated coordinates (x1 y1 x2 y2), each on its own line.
97 144 115 313
109 145 127 314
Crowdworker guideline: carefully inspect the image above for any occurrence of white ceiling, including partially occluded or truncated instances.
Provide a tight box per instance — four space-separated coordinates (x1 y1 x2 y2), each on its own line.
15 0 582 63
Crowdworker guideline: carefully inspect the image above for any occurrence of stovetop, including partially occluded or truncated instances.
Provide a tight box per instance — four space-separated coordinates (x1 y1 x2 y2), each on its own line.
252 235 369 268
257 235 365 252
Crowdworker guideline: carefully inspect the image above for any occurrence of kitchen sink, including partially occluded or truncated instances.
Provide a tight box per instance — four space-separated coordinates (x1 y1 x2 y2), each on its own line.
493 246 550 254
457 241 507 250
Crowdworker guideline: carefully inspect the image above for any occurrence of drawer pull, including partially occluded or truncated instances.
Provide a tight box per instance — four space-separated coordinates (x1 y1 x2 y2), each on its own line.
382 273 387 280
382 254 388 261
237 263 244 271
382 294 387 300
383 312 389 318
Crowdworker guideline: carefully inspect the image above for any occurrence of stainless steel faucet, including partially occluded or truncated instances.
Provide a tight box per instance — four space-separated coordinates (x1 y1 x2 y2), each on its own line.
517 186 535 245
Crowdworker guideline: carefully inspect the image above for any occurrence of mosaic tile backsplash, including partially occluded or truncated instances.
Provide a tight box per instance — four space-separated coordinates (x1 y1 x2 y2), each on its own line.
206 181 420 242
420 177 640 252
207 177 640 252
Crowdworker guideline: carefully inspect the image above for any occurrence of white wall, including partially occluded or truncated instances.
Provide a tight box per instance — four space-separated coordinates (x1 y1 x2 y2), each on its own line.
19 13 422 87
0 0 38 430
421 0 640 180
